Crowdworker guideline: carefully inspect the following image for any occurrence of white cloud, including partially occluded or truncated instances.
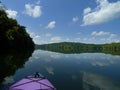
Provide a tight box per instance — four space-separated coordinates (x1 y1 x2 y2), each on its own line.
81 0 120 26
66 38 70 41
82 37 95 42
5 9 18 19
109 34 117 39
106 33 117 41
30 32 39 38
72 17 79 22
46 21 56 29
75 38 81 41
114 39 120 43
83 7 91 14
91 31 110 36
34 35 41 39
29 32 41 44
91 31 119 43
51 36 61 42
25 3 42 18
45 33 52 37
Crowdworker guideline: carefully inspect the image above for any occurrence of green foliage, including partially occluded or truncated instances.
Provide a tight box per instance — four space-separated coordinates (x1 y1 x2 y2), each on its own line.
36 42 102 53
36 42 120 55
102 43 120 55
0 9 35 51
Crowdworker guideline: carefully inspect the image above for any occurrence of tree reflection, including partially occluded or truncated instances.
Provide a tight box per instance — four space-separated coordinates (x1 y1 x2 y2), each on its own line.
0 49 34 83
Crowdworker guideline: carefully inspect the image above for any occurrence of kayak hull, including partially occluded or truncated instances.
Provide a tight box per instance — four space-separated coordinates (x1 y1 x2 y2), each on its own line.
9 73 56 90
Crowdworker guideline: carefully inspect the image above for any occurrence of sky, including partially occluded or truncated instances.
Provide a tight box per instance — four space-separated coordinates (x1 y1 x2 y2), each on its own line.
1 0 120 44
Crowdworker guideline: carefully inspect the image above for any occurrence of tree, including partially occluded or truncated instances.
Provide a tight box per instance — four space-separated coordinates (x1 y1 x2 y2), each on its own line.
0 8 35 51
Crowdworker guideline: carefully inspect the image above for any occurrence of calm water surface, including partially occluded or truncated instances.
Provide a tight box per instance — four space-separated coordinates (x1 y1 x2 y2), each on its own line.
0 50 120 90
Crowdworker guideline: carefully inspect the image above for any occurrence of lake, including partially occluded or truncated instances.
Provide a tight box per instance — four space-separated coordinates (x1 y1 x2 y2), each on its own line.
0 50 120 90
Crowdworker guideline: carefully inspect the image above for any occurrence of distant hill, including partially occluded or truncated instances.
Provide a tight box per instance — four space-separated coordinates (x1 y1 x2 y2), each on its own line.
36 42 120 55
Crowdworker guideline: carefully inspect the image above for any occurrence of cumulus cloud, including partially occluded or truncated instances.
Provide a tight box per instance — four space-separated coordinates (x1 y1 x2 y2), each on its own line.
46 21 56 29
51 36 61 42
5 9 18 19
101 33 118 42
81 0 120 26
91 31 119 43
29 32 41 44
91 31 110 36
24 3 42 18
72 16 79 22
83 7 91 14
45 33 52 37
66 38 70 41
108 34 117 39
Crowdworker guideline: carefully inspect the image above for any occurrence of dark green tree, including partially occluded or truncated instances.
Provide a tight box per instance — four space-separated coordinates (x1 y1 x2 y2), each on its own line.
0 8 35 51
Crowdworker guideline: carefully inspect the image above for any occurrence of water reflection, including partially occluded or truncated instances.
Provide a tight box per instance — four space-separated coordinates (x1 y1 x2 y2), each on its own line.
0 50 34 89
0 50 120 90
83 71 120 90
45 66 54 75
2 76 14 85
29 50 120 90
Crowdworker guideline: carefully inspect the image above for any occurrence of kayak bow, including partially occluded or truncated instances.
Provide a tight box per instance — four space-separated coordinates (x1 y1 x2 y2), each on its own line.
9 73 56 90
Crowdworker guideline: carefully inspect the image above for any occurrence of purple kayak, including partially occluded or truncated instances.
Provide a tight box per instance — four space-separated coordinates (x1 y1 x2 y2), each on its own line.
9 73 56 90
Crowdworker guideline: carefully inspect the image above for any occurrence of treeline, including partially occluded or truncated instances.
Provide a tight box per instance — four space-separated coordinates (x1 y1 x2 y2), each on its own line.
102 43 120 55
36 42 103 53
0 8 34 51
36 42 120 55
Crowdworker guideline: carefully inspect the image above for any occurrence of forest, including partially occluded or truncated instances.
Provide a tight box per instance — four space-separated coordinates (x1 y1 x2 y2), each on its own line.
0 7 35 52
36 42 120 55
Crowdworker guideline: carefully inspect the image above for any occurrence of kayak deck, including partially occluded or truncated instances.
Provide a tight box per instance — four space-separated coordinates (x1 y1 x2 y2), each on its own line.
9 73 56 90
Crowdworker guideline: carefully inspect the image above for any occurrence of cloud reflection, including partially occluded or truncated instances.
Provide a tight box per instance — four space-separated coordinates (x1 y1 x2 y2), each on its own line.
91 60 115 67
82 71 120 90
50 53 61 59
30 50 120 68
2 76 14 84
45 66 54 75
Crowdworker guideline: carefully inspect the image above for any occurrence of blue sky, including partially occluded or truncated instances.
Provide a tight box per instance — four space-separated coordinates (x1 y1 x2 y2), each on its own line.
1 0 120 44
